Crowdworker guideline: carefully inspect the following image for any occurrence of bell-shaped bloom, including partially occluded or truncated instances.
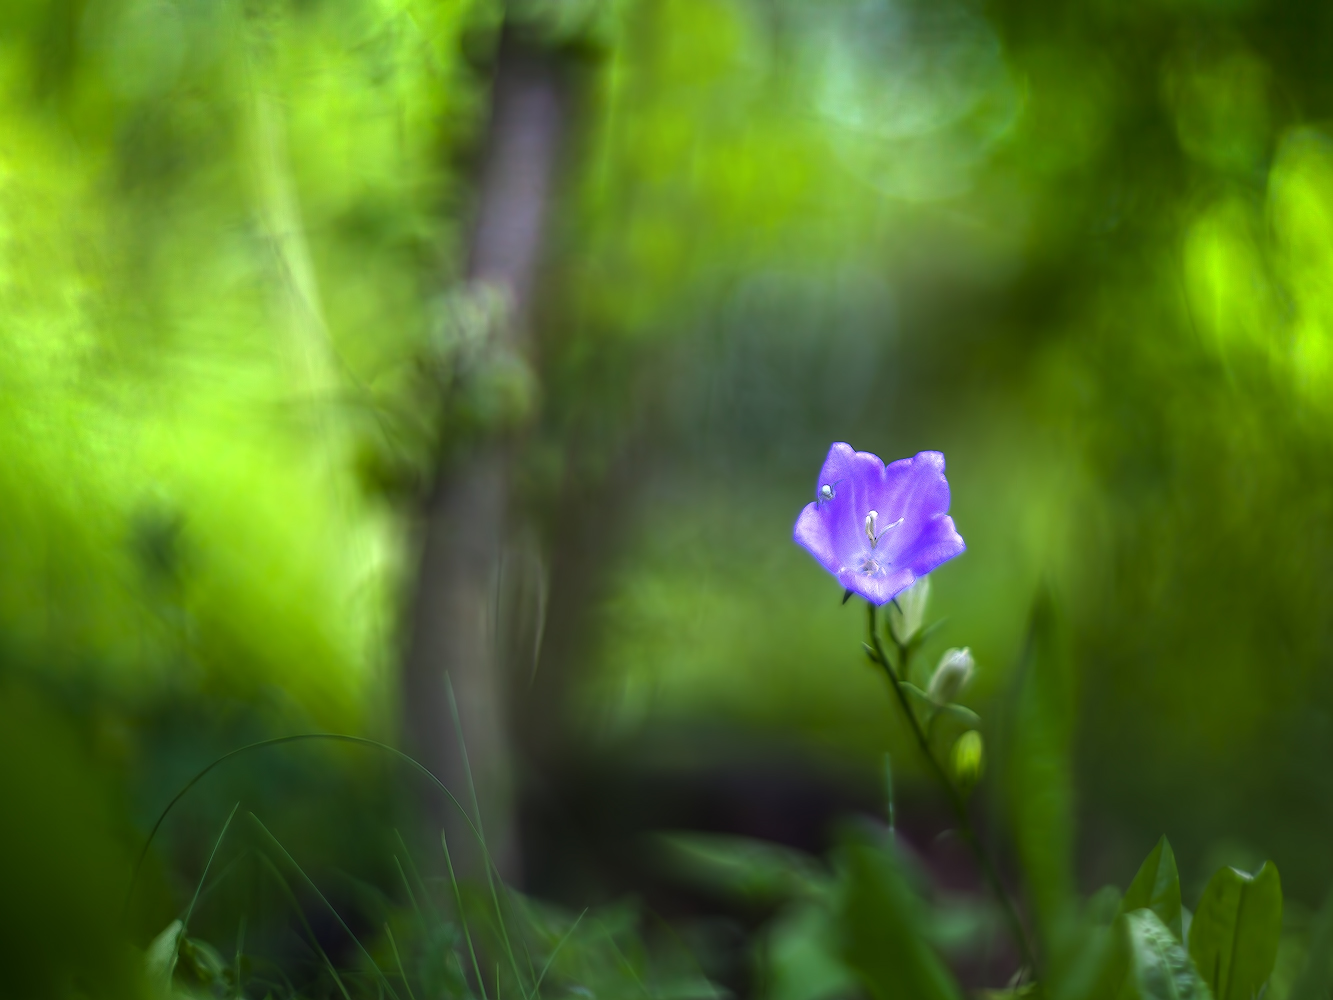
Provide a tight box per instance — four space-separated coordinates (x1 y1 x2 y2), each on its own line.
793 443 965 605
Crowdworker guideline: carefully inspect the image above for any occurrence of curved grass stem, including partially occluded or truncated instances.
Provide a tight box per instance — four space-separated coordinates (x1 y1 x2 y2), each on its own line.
866 601 1038 978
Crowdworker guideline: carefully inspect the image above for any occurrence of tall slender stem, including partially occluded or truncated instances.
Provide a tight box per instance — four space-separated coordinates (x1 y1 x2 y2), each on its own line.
867 601 1038 977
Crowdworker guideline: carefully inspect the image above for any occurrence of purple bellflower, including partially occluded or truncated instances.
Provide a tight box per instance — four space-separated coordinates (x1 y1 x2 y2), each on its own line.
793 443 965 605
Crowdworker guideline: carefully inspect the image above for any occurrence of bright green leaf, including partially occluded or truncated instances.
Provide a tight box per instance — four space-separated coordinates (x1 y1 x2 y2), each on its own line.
1120 838 1184 941
1188 862 1282 1000
1125 910 1212 1000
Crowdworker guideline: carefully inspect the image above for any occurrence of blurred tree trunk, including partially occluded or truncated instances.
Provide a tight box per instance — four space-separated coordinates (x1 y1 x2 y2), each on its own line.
403 25 567 882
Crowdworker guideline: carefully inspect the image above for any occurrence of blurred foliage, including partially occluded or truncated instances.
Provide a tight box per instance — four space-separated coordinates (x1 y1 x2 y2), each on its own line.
536 0 1333 914
146 797 719 1000
0 0 501 990
0 0 497 723
649 628 1311 1000
5 0 1333 993
0 678 141 998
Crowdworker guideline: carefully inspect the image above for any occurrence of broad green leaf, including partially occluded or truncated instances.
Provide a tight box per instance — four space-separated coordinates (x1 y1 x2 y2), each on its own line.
1287 883 1333 1000
1188 862 1282 1000
1089 885 1127 925
1051 914 1130 1000
1003 590 1078 965
837 831 962 1000
1125 910 1212 1000
763 900 857 1000
144 920 182 998
1120 838 1183 941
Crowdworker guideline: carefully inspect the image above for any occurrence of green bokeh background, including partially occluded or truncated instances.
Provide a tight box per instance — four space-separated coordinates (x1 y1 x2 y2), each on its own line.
5 0 1333 989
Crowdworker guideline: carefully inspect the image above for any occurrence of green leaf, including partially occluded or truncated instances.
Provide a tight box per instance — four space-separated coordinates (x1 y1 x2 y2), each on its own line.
1003 589 1078 964
1187 862 1282 1000
654 832 826 903
1125 910 1212 1000
1286 882 1333 1000
1051 914 1130 1000
837 831 962 1000
899 682 936 728
763 900 857 1000
1119 838 1183 941
144 920 182 998
900 682 982 759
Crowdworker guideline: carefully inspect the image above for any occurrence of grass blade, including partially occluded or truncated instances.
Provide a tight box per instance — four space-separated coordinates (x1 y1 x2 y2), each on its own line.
532 908 587 996
386 922 419 1000
443 828 489 1000
183 801 241 934
249 811 402 1000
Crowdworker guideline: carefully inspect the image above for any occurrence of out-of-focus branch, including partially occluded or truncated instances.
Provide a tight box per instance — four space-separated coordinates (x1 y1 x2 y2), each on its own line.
403 25 568 882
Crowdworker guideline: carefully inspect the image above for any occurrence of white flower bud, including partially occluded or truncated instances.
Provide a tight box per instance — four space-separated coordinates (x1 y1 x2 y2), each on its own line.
927 646 974 704
887 576 931 644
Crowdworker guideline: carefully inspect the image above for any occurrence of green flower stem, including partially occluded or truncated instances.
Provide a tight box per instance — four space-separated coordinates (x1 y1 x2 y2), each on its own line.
866 601 1039 978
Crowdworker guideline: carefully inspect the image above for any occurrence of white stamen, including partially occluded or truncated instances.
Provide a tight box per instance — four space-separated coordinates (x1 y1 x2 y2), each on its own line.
865 512 905 549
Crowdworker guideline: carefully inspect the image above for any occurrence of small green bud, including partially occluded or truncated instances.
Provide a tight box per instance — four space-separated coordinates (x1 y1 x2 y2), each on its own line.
888 576 931 645
952 730 984 789
927 646 974 704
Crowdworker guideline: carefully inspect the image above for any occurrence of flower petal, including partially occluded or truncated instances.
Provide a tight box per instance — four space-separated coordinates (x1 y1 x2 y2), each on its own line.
793 444 965 605
800 442 880 567
793 501 840 575
814 442 861 494
838 565 916 606
876 451 951 532
827 445 889 554
898 514 966 577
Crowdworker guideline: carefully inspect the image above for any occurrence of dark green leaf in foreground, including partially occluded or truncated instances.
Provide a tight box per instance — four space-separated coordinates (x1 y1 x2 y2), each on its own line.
1125 910 1212 1000
1120 838 1183 941
1188 862 1281 1000
1051 912 1129 1000
838 833 962 1000
1286 881 1333 1000
762 900 857 1000
1005 590 1079 962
